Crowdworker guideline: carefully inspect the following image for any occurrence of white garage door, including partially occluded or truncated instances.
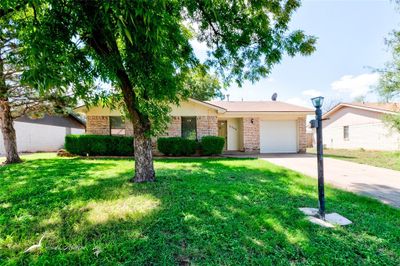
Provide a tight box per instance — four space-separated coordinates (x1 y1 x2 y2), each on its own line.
260 120 297 153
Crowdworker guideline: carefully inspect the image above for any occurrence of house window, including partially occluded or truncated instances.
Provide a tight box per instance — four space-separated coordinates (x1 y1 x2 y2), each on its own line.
343 126 349 141
181 116 197 140
110 116 125 135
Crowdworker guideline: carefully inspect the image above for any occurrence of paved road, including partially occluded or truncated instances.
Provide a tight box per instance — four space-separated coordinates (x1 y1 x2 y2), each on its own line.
261 154 400 208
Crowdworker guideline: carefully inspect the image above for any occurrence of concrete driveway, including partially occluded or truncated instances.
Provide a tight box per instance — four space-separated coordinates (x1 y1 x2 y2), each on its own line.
261 154 400 208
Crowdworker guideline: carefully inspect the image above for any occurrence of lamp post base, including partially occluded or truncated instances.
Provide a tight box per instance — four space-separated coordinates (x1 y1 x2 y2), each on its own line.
299 208 352 227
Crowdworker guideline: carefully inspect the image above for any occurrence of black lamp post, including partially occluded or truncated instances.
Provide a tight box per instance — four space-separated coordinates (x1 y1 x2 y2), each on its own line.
311 96 325 219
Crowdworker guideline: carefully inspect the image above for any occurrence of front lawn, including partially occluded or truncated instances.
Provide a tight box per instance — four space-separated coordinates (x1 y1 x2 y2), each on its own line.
0 154 399 265
307 148 400 171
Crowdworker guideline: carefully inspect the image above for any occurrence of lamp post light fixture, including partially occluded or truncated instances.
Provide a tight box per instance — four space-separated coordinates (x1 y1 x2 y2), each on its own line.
299 96 352 226
310 96 325 219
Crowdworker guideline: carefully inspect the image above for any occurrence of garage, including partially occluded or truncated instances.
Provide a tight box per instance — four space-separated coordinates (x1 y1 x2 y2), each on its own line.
260 120 297 153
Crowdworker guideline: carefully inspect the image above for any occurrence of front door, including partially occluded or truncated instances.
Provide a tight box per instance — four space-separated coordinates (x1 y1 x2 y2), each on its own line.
218 120 227 150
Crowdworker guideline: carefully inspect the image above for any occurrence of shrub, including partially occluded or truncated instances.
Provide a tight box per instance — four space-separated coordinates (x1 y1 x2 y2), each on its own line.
65 135 134 156
200 136 225 155
157 137 197 156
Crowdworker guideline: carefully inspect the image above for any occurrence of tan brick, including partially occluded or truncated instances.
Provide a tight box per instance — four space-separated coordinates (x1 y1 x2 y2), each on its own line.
242 117 260 152
167 116 182 137
86 116 110 135
196 116 218 139
157 116 181 137
297 117 307 153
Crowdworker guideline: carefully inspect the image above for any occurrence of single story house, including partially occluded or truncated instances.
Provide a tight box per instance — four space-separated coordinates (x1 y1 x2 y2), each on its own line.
75 99 313 154
322 102 400 151
0 114 85 155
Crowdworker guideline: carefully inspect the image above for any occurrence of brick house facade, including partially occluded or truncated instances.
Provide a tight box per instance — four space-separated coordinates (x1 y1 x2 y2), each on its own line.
242 117 260 152
79 99 312 154
86 116 110 135
297 117 307 153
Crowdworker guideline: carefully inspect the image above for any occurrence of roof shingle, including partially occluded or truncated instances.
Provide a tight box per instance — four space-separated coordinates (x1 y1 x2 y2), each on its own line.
346 102 400 113
207 101 313 112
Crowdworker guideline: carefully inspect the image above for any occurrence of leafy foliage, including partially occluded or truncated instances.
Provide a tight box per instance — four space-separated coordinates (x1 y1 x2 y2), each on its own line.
377 3 400 132
200 136 225 155
184 0 317 85
65 135 134 156
184 66 224 101
383 113 400 133
378 30 400 101
11 0 316 179
0 5 74 119
157 137 197 156
16 0 316 134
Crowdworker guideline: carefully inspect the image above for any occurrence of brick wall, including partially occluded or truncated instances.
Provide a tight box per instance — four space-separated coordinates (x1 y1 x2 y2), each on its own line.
126 116 182 138
87 115 219 144
86 116 110 135
242 117 260 152
297 117 307 153
196 116 218 139
166 116 181 137
125 120 134 136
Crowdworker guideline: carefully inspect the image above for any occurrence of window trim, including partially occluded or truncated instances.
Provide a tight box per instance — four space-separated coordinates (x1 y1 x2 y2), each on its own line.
110 116 126 136
343 125 349 141
181 116 197 140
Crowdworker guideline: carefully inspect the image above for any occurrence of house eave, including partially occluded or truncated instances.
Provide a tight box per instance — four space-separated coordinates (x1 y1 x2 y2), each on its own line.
188 98 227 113
218 111 313 117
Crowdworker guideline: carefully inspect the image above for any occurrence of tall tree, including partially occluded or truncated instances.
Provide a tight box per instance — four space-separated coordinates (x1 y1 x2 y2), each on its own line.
185 66 224 101
0 6 75 164
377 2 400 132
19 0 316 182
378 30 400 101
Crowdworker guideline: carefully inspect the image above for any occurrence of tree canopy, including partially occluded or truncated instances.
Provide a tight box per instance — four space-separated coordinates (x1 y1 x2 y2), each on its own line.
0 3 76 164
377 2 400 132
184 66 224 101
10 0 316 181
378 30 400 101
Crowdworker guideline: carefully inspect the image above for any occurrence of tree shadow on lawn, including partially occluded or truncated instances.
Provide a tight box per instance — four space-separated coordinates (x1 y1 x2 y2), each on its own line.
0 157 399 265
0 158 135 257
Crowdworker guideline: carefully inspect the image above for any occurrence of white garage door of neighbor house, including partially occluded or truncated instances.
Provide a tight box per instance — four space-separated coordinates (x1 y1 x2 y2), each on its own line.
260 120 297 153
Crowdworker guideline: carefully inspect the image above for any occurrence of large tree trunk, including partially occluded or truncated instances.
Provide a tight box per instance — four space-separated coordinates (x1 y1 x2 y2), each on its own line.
132 131 155 182
79 8 156 182
0 99 21 164
131 118 155 182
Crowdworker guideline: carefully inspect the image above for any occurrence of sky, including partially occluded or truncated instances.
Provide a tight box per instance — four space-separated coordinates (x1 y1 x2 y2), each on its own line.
192 0 400 108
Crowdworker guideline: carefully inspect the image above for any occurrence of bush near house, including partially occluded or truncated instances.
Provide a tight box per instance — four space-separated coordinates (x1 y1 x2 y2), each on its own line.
157 137 198 156
200 136 225 155
65 135 134 156
157 136 225 156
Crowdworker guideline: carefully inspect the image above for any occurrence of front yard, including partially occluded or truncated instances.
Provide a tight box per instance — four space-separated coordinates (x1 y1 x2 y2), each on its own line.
0 154 399 265
307 148 400 171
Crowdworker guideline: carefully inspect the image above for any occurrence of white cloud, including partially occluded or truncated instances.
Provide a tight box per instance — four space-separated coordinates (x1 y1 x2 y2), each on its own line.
330 73 379 98
302 89 322 97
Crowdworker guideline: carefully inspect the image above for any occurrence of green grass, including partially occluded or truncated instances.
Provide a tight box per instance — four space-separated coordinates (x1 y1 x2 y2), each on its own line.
0 153 399 265
307 148 400 171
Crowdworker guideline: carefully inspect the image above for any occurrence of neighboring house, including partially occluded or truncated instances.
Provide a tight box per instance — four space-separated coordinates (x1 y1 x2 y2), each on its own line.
322 102 400 151
0 114 85 155
75 98 313 154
